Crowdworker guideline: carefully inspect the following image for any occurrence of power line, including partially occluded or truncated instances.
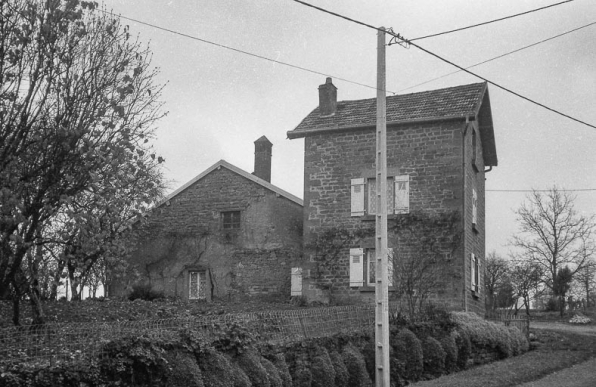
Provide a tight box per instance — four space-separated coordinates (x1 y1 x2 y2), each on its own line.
291 0 596 130
399 21 596 93
104 11 397 95
410 0 574 41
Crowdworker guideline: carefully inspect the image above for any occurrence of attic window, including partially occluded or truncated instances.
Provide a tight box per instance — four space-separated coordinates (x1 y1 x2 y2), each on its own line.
222 211 241 230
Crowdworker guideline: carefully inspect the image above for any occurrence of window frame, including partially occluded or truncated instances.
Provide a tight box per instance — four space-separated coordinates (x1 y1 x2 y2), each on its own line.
189 270 207 300
221 210 241 230
351 175 409 217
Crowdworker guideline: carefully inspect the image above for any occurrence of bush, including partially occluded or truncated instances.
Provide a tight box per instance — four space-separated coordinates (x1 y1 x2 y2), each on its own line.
310 346 336 387
236 349 271 387
164 350 205 387
128 282 164 301
229 364 251 387
453 329 471 370
267 353 293 387
291 353 312 387
439 334 458 373
421 337 446 376
397 328 423 381
330 351 349 387
198 347 234 387
450 312 516 357
261 356 284 387
341 343 372 387
545 297 559 312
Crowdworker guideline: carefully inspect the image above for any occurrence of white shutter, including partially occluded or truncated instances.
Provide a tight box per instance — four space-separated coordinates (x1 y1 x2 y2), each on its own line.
394 175 410 214
472 188 478 226
291 267 303 296
387 248 394 287
351 178 365 216
470 253 476 291
349 248 364 287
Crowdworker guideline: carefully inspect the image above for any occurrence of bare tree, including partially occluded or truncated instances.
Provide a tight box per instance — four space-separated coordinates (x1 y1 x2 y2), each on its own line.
573 258 596 309
511 188 595 294
0 0 166 324
509 259 543 316
484 251 510 311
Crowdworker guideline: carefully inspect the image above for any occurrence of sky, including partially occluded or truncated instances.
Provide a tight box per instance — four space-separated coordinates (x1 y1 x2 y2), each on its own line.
101 0 596 258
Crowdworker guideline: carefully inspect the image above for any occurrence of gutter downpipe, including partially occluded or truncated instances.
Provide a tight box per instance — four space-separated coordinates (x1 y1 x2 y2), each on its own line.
463 118 470 312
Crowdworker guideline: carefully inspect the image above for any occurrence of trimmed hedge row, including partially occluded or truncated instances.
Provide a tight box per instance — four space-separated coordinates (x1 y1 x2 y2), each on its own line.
0 312 530 387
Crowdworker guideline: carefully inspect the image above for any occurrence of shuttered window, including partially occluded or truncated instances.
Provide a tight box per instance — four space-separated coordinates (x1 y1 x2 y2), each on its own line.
349 248 364 287
351 176 410 216
472 188 478 227
470 254 479 293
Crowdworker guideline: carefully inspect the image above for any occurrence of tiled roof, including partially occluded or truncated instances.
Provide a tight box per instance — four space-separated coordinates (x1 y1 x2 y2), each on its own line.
288 82 488 137
156 160 303 207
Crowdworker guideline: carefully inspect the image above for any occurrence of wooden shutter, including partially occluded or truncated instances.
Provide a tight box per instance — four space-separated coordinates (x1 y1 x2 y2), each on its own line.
394 175 410 214
470 253 477 291
387 248 394 287
349 248 364 287
291 267 303 296
472 188 478 226
351 178 365 216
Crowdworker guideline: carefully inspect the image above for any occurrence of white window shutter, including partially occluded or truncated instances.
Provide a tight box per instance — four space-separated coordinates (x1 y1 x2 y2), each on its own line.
351 178 365 216
470 253 476 291
472 188 478 226
291 267 303 296
387 248 394 287
394 175 410 214
349 248 364 287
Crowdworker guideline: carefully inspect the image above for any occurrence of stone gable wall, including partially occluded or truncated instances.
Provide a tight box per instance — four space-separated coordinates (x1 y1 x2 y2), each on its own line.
112 167 303 301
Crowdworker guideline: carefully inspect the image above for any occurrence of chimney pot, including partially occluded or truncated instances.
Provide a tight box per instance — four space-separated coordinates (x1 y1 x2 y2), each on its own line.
318 77 337 117
253 136 272 183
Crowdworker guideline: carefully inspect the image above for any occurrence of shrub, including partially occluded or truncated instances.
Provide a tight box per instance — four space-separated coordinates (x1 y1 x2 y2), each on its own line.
267 353 293 387
421 337 446 376
397 329 423 381
261 357 283 387
290 353 312 387
198 347 234 387
439 334 458 373
236 349 271 387
128 282 164 301
212 320 259 355
450 312 518 358
341 343 373 387
229 364 251 387
310 346 336 387
164 350 205 387
329 351 349 387
545 297 559 312
453 329 471 370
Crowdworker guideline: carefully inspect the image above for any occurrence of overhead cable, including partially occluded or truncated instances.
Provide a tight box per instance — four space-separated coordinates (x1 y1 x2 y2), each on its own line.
292 0 596 130
487 189 596 193
399 21 596 92
410 0 574 41
104 11 396 94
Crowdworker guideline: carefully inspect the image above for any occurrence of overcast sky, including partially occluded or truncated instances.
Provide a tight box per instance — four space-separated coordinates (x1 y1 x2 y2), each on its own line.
102 0 596 258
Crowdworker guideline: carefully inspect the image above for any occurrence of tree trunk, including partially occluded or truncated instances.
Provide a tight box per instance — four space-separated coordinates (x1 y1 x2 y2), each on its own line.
28 288 45 325
49 260 65 301
68 261 81 301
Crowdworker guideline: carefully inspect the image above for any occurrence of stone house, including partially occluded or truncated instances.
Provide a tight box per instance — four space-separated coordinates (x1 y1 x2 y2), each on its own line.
287 78 497 314
110 137 303 301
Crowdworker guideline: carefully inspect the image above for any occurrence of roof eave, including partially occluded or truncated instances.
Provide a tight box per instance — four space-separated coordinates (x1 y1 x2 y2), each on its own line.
287 114 471 139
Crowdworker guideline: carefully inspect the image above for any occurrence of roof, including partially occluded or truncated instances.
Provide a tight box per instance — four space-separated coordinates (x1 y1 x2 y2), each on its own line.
287 81 497 166
156 160 303 207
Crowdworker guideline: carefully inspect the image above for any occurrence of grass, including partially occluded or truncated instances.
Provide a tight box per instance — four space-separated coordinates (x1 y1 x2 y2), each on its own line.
411 328 596 387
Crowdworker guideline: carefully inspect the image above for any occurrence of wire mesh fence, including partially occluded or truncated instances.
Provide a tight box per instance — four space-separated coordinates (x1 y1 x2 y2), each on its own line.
485 310 530 337
0 304 381 367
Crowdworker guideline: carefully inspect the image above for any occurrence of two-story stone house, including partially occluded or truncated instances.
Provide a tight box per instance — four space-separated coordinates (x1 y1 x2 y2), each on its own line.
110 137 303 301
287 78 497 314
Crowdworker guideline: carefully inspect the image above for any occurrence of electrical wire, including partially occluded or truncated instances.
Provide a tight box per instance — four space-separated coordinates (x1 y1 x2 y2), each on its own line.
292 0 596 130
487 189 596 192
410 0 574 41
399 21 596 93
104 11 398 94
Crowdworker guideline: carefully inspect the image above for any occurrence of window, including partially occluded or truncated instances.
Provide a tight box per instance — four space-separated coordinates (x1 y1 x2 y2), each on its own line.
349 248 394 287
470 253 479 293
351 175 409 216
189 271 207 300
222 211 241 230
472 188 478 228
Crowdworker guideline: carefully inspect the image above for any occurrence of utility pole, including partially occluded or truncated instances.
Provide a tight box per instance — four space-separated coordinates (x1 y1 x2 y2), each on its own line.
375 27 390 387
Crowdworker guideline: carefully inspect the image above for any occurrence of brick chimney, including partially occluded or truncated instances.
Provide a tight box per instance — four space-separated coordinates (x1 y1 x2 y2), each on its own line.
253 136 272 183
318 77 337 116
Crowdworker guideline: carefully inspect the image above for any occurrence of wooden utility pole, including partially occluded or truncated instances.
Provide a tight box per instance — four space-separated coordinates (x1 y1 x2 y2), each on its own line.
375 27 390 387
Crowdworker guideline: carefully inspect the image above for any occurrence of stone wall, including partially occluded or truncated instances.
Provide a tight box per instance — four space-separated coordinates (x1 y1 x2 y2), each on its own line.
111 166 303 301
301 119 477 308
